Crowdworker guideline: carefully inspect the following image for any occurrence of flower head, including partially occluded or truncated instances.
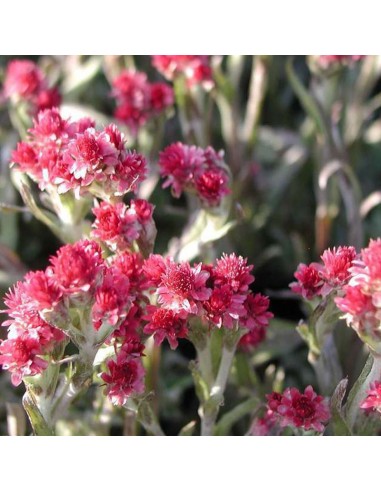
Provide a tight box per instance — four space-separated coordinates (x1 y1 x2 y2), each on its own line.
101 345 145 406
267 385 330 433
143 306 188 349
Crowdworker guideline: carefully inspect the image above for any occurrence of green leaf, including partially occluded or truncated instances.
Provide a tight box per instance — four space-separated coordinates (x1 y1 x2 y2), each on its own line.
178 420 197 436
286 57 328 138
330 378 352 436
214 397 261 436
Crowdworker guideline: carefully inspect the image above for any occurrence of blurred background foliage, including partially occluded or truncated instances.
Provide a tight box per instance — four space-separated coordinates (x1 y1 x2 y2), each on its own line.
1 55 380 435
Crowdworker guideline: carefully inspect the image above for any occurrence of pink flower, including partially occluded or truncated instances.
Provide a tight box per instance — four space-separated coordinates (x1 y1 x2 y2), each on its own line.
101 346 145 405
238 293 273 350
92 201 141 252
158 142 230 206
159 142 205 197
213 253 254 294
194 168 230 206
290 263 324 300
149 82 174 112
36 87 61 112
22 270 62 311
143 305 188 349
112 252 149 297
4 60 43 99
63 128 118 185
30 108 69 142
143 254 169 288
152 55 213 88
158 260 211 314
249 410 279 436
48 240 104 295
0 331 48 386
11 142 41 179
335 239 381 353
111 70 173 133
267 385 330 433
92 267 133 330
360 381 381 413
109 151 147 195
202 285 246 329
240 293 273 331
3 59 61 115
320 246 356 292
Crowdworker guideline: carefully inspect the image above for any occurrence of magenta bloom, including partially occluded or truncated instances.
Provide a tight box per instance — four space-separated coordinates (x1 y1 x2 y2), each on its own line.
0 332 48 386
290 262 324 300
238 293 273 350
158 260 211 315
320 246 356 293
360 381 381 414
111 70 173 134
267 386 330 433
202 285 246 329
48 240 104 295
92 267 133 330
335 238 381 353
92 201 141 252
158 142 230 206
3 59 61 115
152 55 213 88
101 346 145 406
143 305 188 349
213 253 254 294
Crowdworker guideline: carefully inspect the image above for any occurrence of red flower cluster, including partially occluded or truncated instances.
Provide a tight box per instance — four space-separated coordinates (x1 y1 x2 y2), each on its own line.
266 386 330 433
3 59 61 114
158 142 230 206
111 70 173 134
143 252 272 350
92 199 155 254
0 240 137 387
101 344 145 406
335 239 381 353
152 56 213 88
290 246 357 300
11 110 147 199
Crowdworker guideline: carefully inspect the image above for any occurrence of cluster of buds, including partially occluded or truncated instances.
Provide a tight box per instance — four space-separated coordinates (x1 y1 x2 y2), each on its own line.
111 70 174 134
11 108 147 200
152 55 213 89
158 142 231 207
2 59 61 114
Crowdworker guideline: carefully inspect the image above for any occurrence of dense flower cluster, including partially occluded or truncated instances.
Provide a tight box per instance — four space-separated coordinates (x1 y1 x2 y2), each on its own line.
143 252 272 350
266 386 330 433
152 55 213 88
335 239 381 353
111 70 173 134
11 109 147 199
290 246 357 300
158 142 230 206
0 240 138 392
3 59 61 114
92 199 156 254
